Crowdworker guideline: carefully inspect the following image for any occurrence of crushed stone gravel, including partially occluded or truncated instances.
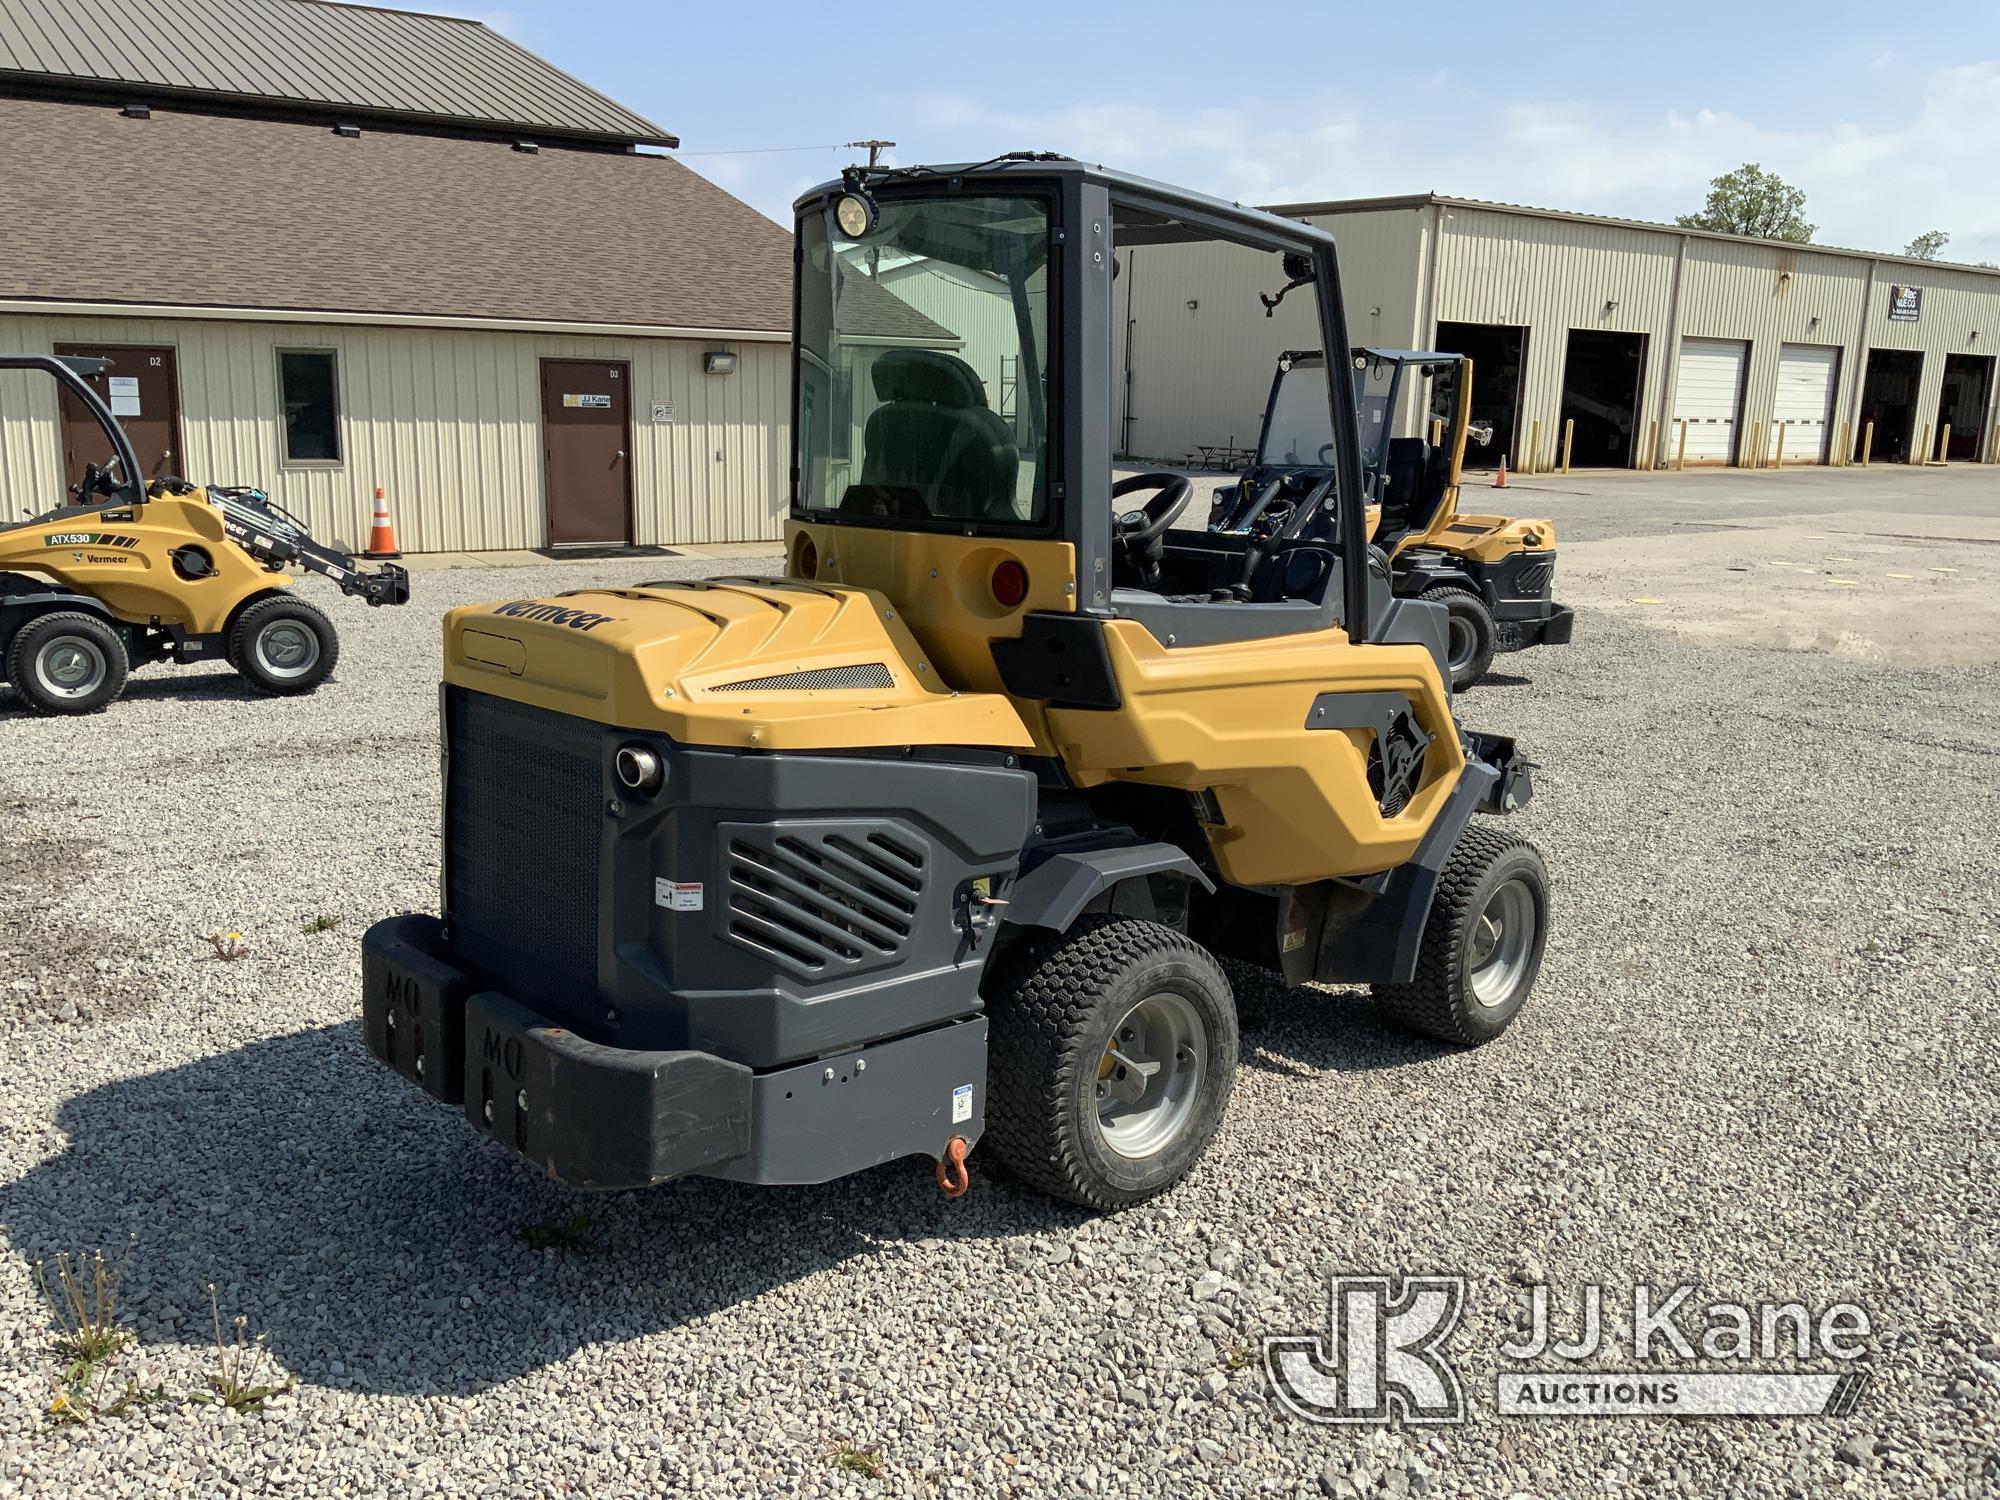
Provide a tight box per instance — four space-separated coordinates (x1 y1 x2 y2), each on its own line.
1 551 1996 1498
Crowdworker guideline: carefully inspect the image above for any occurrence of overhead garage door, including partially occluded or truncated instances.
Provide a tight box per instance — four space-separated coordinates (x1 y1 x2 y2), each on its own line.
1770 344 1840 464
1674 337 1748 464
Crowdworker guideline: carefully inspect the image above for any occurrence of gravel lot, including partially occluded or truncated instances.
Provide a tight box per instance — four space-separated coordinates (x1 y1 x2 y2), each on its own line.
1 525 1997 1498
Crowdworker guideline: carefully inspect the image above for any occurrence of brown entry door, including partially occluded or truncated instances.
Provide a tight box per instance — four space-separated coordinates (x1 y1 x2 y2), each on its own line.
540 359 632 546
53 343 185 492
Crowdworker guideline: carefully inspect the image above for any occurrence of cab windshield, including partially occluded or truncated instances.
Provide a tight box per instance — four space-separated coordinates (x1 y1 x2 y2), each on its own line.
794 193 1051 527
1260 356 1335 468
1259 353 1402 473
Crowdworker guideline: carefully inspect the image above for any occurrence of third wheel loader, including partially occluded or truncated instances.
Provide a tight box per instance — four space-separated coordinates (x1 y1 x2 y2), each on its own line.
361 156 1555 1212
1213 348 1574 689
0 354 408 715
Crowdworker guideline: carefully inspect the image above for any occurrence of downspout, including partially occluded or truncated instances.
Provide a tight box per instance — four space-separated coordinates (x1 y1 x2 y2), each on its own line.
1653 233 1690 469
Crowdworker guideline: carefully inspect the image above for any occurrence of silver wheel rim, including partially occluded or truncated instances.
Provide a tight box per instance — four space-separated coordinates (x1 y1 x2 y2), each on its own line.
255 619 320 680
1467 877 1537 1008
35 635 108 700
1094 991 1207 1160
1446 614 1478 672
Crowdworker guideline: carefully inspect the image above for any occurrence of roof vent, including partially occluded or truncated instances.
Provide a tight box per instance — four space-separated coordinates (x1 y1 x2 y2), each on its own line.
120 104 151 119
333 123 362 139
513 140 539 154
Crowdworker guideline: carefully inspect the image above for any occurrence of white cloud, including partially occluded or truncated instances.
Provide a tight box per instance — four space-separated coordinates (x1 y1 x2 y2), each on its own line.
907 63 2000 266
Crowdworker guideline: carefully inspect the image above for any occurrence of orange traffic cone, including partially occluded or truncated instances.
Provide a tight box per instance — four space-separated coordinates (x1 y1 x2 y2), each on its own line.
364 486 401 558
1493 455 1509 489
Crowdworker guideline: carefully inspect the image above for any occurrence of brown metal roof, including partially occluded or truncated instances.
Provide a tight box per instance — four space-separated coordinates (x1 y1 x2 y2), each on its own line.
0 96 787 329
0 0 676 147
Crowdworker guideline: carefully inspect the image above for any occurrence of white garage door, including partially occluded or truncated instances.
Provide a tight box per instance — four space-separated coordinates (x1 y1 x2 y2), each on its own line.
1674 338 1748 463
1769 343 1840 464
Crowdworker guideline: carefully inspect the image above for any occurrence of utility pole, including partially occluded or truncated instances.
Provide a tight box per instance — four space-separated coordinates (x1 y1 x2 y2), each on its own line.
845 139 895 169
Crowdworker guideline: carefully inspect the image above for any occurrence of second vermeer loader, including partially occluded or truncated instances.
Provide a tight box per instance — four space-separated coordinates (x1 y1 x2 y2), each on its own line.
1216 348 1574 689
0 354 408 714
361 156 1554 1211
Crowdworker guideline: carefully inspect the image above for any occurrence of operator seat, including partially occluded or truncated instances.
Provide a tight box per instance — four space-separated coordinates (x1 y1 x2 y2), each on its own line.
858 349 1019 521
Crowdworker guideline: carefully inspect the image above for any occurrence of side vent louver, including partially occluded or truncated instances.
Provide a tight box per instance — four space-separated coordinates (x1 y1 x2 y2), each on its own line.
725 824 926 976
713 663 893 693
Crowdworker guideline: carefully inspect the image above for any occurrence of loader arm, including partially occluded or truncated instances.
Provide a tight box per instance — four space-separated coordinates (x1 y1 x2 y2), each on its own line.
201 485 410 606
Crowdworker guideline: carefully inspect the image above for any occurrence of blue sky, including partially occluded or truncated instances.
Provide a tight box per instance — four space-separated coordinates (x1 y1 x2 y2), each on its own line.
446 0 2000 263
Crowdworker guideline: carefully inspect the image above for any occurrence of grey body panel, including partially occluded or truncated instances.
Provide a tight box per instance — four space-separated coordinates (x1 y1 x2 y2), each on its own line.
361 914 983 1190
1314 761 1494 985
1005 839 1214 932
441 687 1036 1069
712 1017 987 1186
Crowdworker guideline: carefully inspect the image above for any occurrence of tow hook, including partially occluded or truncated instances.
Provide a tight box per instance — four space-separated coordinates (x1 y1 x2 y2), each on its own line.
934 1135 971 1198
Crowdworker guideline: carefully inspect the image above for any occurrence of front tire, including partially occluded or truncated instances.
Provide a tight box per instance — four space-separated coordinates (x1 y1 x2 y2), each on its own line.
5 611 129 715
229 596 338 696
1374 823 1548 1045
1421 585 1496 691
985 917 1238 1211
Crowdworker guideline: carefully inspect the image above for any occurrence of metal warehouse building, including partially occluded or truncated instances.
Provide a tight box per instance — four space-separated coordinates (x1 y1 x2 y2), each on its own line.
0 0 793 554
1115 193 2000 472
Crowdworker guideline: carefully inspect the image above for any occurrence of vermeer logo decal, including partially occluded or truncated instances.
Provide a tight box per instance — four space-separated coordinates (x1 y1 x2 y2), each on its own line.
491 600 616 632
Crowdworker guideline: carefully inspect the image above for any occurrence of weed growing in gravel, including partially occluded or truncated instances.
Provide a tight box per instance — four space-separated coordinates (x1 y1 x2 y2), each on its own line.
518 1213 593 1255
1221 1342 1251 1372
831 1441 886 1479
201 930 253 962
198 1285 289 1413
301 915 342 935
35 1248 164 1428
37 1250 130 1373
46 1367 166 1429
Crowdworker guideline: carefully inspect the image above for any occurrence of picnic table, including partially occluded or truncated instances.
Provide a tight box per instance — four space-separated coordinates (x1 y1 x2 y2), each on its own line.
1188 443 1255 470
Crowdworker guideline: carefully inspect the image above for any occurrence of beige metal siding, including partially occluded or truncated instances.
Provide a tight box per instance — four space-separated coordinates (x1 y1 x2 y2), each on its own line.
1128 193 2000 471
0 311 788 551
1114 207 1427 459
1427 206 1678 470
1848 265 2000 459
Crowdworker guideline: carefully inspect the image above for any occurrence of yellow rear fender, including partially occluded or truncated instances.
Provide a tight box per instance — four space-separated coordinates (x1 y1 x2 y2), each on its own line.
1048 620 1464 886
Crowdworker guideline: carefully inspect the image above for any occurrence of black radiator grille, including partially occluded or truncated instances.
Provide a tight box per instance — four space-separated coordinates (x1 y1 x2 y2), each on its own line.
724 824 925 976
444 689 601 1011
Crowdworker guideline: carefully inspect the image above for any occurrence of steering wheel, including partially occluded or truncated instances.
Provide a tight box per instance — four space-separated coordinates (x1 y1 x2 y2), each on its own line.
1319 443 1335 465
1111 472 1194 588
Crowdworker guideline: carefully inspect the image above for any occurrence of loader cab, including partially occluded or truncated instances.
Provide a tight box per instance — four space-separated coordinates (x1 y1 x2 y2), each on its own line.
787 156 1374 671
1229 349 1477 553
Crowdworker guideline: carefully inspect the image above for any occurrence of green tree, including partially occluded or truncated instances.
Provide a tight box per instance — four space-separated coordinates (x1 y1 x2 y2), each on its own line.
1903 229 1950 260
1676 163 1815 243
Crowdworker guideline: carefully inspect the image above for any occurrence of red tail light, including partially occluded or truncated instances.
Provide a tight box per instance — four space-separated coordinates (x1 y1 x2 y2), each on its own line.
991 559 1028 608
796 536 818 579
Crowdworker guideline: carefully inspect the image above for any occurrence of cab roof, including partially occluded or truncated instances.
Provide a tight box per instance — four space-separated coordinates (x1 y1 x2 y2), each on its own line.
796 153 1339 253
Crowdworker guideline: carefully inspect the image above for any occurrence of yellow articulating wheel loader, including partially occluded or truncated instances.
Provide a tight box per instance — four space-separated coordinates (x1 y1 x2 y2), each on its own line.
362 156 1553 1210
1216 349 1573 689
0 354 408 715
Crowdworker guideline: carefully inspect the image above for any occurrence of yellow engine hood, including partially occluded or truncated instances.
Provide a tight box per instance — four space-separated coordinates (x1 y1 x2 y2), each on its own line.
443 577 1034 751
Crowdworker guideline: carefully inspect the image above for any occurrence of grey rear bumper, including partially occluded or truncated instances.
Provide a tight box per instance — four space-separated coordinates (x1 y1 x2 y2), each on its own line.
361 914 986 1190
